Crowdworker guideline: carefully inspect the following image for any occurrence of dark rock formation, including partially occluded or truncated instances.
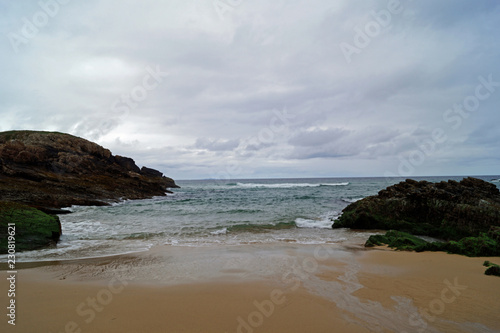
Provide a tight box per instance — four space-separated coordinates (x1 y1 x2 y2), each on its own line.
115 155 141 173
0 201 61 253
0 130 179 209
141 166 164 178
484 261 500 277
333 177 500 240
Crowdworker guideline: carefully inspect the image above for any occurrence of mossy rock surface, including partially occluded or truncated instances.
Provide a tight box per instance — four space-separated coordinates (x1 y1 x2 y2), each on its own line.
485 266 500 276
0 201 61 253
483 261 500 277
366 228 500 257
365 230 428 250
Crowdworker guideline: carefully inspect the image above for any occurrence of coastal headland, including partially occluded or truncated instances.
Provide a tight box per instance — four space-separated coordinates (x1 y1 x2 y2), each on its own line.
0 130 178 209
0 130 179 252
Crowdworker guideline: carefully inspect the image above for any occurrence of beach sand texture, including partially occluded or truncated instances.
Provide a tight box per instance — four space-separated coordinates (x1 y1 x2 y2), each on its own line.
1 244 499 333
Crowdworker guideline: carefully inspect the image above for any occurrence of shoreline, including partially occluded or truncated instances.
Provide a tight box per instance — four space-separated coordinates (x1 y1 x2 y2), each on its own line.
1 243 499 332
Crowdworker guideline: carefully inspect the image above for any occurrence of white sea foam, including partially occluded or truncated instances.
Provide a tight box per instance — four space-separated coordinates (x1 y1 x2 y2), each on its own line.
236 182 349 189
295 218 334 229
341 197 364 203
295 211 340 229
7 238 154 262
210 228 228 235
165 239 179 245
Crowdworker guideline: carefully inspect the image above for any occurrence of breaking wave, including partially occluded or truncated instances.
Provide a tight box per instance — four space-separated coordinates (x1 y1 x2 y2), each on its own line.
235 182 349 189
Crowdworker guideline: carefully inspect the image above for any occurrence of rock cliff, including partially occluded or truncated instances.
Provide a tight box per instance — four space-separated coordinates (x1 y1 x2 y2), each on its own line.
0 130 179 209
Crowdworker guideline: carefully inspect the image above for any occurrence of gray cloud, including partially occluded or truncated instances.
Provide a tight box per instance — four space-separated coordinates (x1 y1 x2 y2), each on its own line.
289 128 351 147
194 138 240 152
0 0 499 179
288 126 401 160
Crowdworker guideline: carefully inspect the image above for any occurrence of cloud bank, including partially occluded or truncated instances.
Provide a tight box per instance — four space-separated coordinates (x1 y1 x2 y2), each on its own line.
1 0 499 179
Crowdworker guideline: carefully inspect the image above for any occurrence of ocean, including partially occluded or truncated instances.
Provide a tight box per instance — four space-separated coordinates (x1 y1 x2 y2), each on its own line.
9 175 500 262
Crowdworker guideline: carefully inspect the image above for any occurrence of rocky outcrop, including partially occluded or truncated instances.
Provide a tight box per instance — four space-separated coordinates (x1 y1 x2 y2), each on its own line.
0 130 179 209
365 227 500 257
333 177 500 240
141 166 164 178
484 261 500 276
0 201 61 253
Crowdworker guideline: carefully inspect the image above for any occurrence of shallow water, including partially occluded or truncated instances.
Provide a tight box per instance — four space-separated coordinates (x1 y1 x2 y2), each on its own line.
5 175 499 262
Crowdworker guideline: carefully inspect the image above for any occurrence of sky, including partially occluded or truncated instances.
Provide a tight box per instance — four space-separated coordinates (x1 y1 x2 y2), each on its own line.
1 0 499 180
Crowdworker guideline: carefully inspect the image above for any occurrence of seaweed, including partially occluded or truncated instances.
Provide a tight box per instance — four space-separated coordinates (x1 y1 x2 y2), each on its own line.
365 228 500 257
365 230 428 250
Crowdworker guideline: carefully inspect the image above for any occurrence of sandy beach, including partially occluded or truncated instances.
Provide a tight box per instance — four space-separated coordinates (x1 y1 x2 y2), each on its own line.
2 244 499 333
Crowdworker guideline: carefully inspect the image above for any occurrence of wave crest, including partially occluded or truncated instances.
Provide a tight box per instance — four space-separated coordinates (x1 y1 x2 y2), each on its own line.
236 182 349 189
294 211 340 229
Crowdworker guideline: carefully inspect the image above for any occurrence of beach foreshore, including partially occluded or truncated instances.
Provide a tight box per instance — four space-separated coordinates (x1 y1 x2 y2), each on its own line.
1 244 499 333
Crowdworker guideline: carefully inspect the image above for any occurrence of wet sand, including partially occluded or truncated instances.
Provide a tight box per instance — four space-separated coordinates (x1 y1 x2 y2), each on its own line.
1 244 499 332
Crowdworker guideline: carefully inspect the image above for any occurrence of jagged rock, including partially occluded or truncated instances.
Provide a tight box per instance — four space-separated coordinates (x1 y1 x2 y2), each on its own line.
140 166 163 178
333 177 500 240
115 155 141 173
0 130 179 209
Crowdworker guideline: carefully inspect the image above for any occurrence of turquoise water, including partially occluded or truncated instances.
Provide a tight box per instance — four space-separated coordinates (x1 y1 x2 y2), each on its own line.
10 176 500 261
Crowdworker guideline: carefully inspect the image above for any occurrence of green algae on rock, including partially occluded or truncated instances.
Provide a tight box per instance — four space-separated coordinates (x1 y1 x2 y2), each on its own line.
0 201 61 253
483 261 500 277
365 230 429 250
365 227 500 257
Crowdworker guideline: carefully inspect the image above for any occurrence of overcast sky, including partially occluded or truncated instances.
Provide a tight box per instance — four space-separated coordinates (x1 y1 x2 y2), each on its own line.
1 0 499 180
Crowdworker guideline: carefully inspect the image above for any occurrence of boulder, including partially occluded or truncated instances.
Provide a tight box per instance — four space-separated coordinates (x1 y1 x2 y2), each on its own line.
483 261 500 277
0 201 61 254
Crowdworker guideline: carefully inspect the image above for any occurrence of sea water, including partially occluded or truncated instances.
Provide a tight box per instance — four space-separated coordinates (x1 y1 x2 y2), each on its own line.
8 176 500 262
